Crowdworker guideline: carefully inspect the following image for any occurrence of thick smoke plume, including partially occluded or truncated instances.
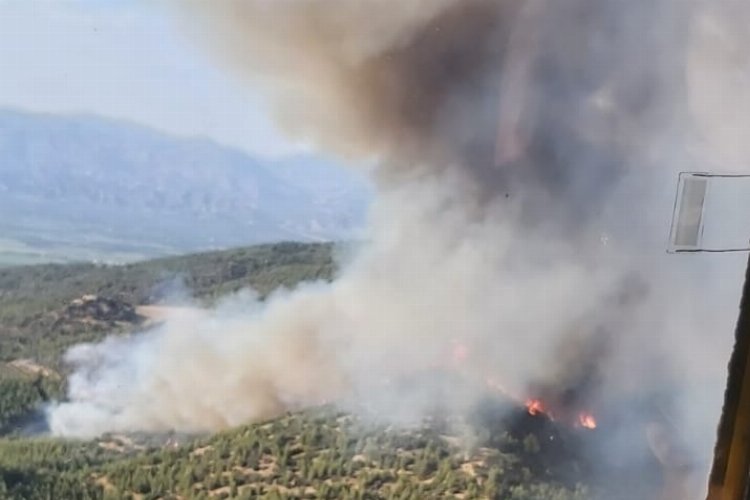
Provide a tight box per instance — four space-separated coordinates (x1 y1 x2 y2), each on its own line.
49 1 750 496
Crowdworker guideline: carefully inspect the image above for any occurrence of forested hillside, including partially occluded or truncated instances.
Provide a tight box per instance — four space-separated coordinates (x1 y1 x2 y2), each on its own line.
0 405 591 499
0 242 600 499
0 243 336 442
0 242 336 364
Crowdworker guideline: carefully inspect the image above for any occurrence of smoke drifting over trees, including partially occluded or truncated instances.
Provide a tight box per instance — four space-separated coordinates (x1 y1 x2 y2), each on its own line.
49 1 750 495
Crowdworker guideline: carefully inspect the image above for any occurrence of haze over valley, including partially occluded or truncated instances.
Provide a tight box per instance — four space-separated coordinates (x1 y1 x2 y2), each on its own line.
0 108 370 266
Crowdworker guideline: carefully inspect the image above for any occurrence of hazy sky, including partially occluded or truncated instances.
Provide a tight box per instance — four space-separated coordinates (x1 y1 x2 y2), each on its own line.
0 1 297 158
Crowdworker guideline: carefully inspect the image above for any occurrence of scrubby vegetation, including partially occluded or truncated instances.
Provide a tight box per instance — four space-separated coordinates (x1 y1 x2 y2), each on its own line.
0 242 601 499
0 364 62 435
0 242 336 366
0 407 591 499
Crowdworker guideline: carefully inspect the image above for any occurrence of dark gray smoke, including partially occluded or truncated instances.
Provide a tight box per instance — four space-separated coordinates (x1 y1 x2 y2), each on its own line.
178 0 691 226
50 2 750 498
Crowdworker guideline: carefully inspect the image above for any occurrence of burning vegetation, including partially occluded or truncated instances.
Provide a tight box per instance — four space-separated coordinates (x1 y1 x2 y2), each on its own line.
522 398 596 432
42 1 750 499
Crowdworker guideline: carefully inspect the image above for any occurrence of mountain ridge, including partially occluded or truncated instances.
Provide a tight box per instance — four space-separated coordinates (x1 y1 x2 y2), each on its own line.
0 108 371 265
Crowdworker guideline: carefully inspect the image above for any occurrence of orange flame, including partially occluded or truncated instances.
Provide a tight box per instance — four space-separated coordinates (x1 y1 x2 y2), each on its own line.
477 365 599 432
578 412 597 429
525 398 598 431
525 399 546 416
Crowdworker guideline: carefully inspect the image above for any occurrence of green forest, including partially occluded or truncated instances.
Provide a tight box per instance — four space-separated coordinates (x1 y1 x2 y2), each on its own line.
0 408 590 499
0 242 605 499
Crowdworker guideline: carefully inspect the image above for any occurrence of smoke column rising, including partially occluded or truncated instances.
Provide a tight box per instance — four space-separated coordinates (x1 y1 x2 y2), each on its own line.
49 1 750 496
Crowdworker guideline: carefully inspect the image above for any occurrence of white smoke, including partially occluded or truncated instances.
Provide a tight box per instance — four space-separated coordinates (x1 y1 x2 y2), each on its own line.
48 1 750 497
50 179 621 436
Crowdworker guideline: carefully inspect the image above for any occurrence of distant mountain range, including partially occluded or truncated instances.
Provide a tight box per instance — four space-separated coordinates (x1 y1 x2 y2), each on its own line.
0 109 371 265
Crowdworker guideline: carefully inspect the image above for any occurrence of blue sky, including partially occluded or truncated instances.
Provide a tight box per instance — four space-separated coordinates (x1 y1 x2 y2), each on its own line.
0 0 296 158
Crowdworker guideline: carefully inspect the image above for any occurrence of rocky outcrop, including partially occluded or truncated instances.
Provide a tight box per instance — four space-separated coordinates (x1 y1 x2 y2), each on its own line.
48 295 144 334
65 294 139 323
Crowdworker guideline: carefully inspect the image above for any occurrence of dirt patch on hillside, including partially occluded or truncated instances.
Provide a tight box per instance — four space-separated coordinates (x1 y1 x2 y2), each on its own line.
136 305 204 326
8 359 58 378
